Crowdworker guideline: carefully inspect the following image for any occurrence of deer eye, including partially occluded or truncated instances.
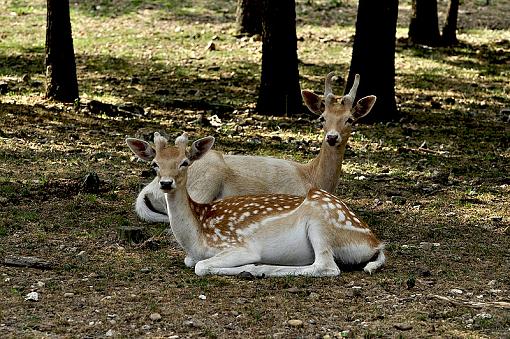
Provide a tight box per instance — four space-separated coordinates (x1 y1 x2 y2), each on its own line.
318 115 326 125
345 117 354 125
179 159 190 169
150 162 159 174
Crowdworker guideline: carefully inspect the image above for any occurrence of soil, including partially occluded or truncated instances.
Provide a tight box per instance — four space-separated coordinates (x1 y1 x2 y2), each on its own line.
1 0 509 338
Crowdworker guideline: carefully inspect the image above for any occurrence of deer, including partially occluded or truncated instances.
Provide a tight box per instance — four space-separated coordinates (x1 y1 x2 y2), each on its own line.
125 132 385 277
130 73 377 223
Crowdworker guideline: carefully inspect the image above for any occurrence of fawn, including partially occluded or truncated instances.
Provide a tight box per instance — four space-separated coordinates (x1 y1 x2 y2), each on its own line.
126 132 385 277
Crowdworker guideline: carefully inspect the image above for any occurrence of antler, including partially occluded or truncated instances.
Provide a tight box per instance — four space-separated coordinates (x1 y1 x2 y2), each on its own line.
175 132 189 147
154 132 168 151
347 74 360 100
324 72 336 96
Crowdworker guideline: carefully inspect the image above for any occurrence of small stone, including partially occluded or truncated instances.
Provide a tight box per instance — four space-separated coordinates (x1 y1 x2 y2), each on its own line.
0 82 8 94
25 291 39 301
82 172 100 193
36 281 45 287
394 323 413 330
474 313 492 320
308 292 320 300
198 294 207 300
77 251 88 262
449 288 463 295
64 292 75 298
141 324 151 331
206 41 216 51
420 242 433 250
285 287 302 293
183 319 202 328
237 271 255 280
347 286 362 297
287 319 303 327
105 329 114 337
390 195 406 205
149 313 161 321
406 276 416 289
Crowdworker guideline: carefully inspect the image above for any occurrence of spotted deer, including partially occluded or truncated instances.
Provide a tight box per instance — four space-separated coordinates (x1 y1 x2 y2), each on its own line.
126 132 385 277
132 73 376 223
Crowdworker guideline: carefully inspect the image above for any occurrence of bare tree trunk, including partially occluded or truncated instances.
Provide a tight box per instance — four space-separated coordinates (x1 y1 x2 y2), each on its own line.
408 0 441 46
256 0 302 116
346 0 399 123
442 0 459 46
236 0 262 36
45 0 79 102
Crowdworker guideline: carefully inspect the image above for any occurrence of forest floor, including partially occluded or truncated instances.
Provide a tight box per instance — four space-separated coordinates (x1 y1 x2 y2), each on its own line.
1 0 509 338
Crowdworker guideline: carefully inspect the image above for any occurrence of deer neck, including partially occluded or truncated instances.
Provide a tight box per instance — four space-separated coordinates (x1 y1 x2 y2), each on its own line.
164 188 205 255
305 137 348 193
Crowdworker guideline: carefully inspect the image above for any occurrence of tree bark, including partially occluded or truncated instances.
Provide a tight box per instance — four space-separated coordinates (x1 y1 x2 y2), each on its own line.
256 0 302 116
45 0 79 102
346 0 399 123
408 0 441 46
441 0 459 46
236 0 262 36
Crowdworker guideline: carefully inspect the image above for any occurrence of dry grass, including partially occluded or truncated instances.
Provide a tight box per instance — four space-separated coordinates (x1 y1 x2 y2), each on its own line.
0 0 509 337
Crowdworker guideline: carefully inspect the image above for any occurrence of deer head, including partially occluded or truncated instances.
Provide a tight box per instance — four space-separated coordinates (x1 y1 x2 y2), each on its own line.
301 73 376 147
126 132 215 193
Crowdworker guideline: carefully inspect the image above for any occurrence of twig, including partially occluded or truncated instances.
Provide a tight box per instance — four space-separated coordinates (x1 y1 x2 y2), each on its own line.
398 146 449 155
430 294 510 310
133 228 168 249
3 255 53 270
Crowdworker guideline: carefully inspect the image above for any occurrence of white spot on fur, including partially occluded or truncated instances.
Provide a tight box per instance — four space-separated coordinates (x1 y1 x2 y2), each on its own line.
338 212 345 222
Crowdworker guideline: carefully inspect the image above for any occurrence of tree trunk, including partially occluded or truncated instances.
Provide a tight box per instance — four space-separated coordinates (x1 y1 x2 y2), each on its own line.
346 0 399 123
442 0 459 46
45 0 79 102
236 0 262 36
408 0 441 46
256 0 302 116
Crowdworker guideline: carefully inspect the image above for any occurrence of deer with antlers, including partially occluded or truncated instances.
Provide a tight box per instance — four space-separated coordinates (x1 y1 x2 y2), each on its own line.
126 132 385 277
132 73 376 223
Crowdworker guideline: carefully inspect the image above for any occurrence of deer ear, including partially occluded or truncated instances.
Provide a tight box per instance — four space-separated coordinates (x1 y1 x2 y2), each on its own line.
352 95 376 121
189 136 215 161
126 138 156 161
302 90 323 115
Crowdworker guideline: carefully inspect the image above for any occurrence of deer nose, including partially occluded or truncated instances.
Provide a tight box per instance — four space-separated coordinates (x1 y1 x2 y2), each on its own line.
326 134 339 146
160 179 175 190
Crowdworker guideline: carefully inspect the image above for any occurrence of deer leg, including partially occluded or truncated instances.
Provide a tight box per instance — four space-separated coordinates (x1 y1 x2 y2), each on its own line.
196 221 341 277
224 222 340 277
194 248 261 276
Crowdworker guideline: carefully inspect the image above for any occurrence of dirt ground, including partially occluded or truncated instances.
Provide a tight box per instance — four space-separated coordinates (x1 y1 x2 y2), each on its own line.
1 0 509 338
